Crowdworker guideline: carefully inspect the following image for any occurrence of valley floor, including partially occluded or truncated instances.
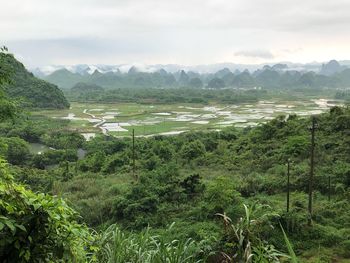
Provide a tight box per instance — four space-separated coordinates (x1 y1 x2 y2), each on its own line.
33 98 341 139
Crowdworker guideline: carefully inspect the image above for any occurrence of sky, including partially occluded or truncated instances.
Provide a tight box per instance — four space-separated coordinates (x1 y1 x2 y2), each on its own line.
1 0 350 68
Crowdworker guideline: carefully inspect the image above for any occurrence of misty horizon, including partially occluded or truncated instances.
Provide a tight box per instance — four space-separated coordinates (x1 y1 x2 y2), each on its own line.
2 0 350 68
30 59 350 77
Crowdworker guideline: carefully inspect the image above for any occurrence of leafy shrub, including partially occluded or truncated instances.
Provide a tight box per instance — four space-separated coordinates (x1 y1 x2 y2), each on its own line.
180 140 206 161
0 159 93 262
0 137 31 165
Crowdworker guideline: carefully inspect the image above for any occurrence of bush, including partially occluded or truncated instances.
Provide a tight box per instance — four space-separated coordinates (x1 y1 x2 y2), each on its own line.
0 137 31 165
0 159 93 262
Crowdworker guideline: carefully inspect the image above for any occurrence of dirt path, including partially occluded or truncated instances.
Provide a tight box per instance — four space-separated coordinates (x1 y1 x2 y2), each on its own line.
83 109 108 135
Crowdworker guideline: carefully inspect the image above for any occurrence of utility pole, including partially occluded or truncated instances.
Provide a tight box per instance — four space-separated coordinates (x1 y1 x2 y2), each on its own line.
328 176 331 202
64 138 69 180
132 129 136 180
308 116 317 225
287 159 290 213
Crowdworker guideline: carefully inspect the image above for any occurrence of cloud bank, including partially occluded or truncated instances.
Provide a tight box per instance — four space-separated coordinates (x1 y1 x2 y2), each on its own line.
1 0 350 67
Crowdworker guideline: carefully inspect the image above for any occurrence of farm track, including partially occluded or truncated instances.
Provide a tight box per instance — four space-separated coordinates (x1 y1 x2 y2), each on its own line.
83 109 107 135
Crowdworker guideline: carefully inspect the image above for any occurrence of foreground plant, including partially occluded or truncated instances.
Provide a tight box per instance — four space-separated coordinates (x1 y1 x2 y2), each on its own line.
0 159 94 262
280 224 298 263
94 223 212 263
217 203 287 263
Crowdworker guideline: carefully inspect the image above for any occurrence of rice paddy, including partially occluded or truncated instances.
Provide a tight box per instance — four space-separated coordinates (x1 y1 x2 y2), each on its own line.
33 98 342 138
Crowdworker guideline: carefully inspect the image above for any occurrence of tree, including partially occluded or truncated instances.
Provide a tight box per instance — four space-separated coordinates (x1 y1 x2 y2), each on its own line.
102 153 129 173
180 140 206 161
1 137 30 165
205 176 241 214
152 141 174 161
283 135 310 159
180 174 204 197
41 131 85 149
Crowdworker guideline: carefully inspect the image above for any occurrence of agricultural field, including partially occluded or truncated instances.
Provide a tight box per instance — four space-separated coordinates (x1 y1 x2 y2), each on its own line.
32 98 341 140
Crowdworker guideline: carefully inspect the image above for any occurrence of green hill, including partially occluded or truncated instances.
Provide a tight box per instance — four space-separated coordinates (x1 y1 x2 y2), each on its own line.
44 68 84 90
0 53 69 109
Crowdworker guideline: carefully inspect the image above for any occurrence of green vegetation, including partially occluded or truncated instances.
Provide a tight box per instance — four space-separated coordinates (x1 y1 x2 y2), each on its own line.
95 224 211 263
0 50 69 109
32 95 339 138
3 103 350 262
0 47 18 121
71 82 104 94
0 160 93 262
67 86 265 104
2 50 350 262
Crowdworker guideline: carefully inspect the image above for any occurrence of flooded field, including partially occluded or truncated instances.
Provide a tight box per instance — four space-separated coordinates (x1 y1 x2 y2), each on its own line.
34 98 342 138
28 143 51 154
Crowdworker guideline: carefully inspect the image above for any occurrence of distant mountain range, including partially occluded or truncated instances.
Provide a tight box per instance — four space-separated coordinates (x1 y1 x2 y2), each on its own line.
32 60 350 77
34 60 350 90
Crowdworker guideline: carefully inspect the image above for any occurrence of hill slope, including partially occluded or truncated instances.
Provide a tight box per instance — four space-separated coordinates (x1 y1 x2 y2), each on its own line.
0 53 69 109
44 68 84 90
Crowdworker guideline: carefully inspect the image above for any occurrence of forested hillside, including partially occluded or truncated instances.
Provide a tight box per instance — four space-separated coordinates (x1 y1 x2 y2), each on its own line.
1 50 350 262
0 51 69 109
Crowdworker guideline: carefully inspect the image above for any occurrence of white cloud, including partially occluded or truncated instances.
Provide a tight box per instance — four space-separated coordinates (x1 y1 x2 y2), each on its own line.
1 0 350 66
235 50 275 60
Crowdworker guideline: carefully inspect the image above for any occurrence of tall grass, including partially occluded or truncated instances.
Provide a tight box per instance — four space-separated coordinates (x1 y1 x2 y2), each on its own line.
280 224 298 263
93 205 299 263
94 224 210 263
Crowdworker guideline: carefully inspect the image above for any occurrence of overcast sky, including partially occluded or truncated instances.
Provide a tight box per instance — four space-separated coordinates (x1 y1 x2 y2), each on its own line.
1 0 350 67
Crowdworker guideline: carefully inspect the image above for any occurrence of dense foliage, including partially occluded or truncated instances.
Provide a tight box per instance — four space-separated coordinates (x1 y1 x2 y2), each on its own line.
0 51 69 109
0 159 94 262
0 47 18 121
2 51 350 262
67 86 266 104
1 103 349 261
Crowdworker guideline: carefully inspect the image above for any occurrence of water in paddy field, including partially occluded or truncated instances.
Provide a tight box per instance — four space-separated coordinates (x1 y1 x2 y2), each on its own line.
58 98 344 138
81 133 96 141
77 148 87 160
28 143 50 154
29 143 87 162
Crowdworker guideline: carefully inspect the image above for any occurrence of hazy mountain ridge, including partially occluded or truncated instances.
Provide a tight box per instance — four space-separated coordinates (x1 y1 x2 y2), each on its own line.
32 59 350 77
38 59 350 90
